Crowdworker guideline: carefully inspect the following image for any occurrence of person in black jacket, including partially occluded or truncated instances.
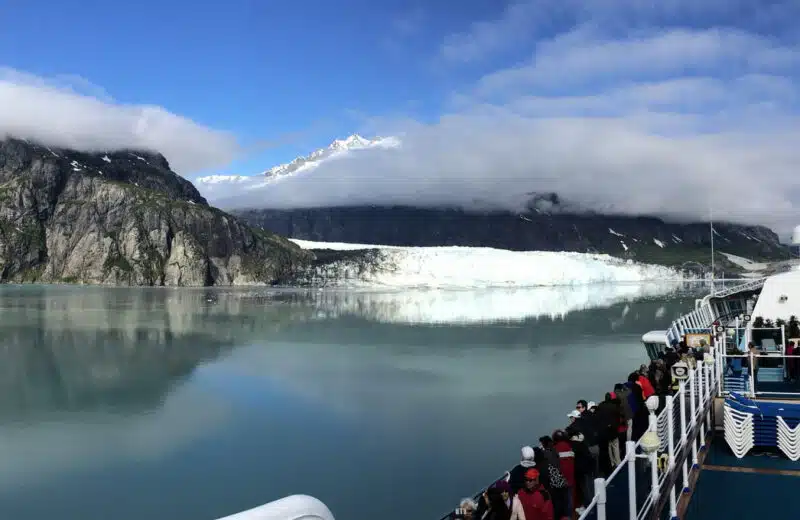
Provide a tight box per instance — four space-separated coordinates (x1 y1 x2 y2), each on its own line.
571 400 600 476
568 430 594 514
533 446 569 520
627 372 648 441
595 393 622 475
481 486 511 520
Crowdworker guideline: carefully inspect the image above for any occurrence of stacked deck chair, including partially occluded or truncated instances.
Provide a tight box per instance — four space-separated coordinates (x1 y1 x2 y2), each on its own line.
723 392 800 460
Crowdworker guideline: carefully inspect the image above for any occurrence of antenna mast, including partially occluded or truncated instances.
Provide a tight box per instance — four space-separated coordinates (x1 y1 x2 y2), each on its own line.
710 205 715 295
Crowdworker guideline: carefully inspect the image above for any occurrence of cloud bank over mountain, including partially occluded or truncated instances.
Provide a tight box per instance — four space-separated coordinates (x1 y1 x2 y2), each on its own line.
204 1 800 232
4 1 799 233
0 68 240 173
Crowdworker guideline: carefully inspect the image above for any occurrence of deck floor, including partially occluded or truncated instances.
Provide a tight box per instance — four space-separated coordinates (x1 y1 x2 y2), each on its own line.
685 436 800 519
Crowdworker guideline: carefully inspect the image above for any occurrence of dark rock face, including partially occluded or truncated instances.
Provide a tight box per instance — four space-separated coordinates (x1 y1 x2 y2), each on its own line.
0 138 311 286
233 206 789 272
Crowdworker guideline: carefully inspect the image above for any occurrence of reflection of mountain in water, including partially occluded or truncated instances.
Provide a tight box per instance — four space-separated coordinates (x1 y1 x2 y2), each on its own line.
0 286 301 419
269 289 699 348
217 288 704 438
0 284 702 420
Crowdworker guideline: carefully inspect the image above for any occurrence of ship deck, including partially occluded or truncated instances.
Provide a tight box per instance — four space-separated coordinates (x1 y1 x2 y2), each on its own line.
684 433 800 519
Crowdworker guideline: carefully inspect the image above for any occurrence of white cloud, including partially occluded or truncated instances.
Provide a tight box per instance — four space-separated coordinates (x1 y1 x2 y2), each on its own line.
0 68 240 173
203 13 800 234
436 0 777 65
438 0 549 63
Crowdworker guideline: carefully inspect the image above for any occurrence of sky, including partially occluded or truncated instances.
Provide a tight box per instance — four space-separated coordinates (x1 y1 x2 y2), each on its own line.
1 0 799 232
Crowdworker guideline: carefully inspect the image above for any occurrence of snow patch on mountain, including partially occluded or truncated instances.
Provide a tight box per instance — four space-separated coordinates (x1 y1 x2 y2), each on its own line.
194 134 399 198
195 174 252 185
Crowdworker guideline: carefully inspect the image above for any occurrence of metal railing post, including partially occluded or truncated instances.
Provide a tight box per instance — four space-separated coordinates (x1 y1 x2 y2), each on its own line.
650 447 659 501
690 368 699 465
782 325 787 379
666 395 675 470
698 365 706 448
689 368 697 427
627 440 637 520
679 381 689 491
595 478 607 520
782 325 786 350
704 364 712 435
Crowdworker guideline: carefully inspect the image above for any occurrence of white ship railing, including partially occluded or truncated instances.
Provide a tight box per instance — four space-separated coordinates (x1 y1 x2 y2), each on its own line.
664 279 763 346
710 278 765 299
719 351 800 398
576 357 718 520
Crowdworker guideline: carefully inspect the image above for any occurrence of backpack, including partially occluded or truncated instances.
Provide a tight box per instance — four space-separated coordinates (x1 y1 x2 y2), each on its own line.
546 462 568 489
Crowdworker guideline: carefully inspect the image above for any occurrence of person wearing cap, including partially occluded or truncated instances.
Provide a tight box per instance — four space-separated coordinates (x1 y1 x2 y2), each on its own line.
509 446 538 494
570 400 600 477
510 468 554 520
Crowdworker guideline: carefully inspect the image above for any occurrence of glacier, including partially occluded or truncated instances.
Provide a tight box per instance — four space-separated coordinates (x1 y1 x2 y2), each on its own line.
290 239 687 289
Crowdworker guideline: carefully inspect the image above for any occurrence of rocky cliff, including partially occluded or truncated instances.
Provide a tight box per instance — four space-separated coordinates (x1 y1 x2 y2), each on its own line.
234 206 789 274
0 138 311 286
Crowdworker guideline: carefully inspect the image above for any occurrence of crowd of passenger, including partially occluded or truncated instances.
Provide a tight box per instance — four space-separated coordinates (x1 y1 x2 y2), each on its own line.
449 339 709 520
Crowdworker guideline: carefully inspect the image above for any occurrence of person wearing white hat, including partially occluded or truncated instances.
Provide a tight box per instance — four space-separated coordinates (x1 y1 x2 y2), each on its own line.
508 445 537 494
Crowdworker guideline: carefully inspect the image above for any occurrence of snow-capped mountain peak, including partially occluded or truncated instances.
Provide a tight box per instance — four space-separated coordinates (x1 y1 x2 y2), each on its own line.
193 133 399 198
263 133 397 178
330 134 372 151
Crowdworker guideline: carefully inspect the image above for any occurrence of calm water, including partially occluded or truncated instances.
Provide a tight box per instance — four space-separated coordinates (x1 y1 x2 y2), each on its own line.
0 284 701 520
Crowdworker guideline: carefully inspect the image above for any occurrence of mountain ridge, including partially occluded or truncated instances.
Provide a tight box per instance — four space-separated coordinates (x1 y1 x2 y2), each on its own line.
0 138 311 286
233 205 790 276
195 133 398 189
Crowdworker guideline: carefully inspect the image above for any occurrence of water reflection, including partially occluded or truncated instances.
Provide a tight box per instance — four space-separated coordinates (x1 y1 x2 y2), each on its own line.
0 284 703 419
276 281 700 324
0 284 704 520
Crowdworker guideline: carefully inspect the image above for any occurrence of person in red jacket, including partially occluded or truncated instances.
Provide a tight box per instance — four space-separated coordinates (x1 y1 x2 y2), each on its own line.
552 429 575 519
510 468 554 520
637 366 655 399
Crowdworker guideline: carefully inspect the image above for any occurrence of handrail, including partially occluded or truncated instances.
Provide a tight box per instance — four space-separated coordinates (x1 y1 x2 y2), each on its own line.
709 278 765 299
437 361 718 520
577 359 718 520
665 279 764 347
439 289 738 520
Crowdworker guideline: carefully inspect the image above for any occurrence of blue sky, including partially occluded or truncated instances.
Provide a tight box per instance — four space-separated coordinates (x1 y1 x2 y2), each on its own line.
1 0 800 231
0 0 508 174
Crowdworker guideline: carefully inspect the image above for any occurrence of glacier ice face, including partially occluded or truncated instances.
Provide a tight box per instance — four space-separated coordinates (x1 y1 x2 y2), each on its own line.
290 239 687 289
